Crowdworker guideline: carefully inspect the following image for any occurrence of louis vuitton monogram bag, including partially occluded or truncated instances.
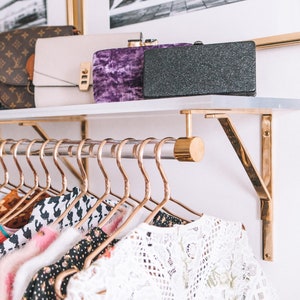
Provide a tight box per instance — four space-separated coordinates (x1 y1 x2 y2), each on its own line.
0 26 78 109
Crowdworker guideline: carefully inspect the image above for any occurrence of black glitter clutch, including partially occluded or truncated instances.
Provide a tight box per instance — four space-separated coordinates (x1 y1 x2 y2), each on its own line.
143 41 256 98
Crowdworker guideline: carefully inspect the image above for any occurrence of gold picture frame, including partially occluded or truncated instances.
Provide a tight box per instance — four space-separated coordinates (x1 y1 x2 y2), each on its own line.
254 32 300 50
66 0 85 34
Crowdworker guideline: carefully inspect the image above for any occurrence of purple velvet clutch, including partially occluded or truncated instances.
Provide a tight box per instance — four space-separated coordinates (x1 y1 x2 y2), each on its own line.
92 43 191 103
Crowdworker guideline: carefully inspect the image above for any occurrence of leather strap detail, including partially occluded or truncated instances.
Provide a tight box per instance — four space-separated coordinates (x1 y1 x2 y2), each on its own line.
26 54 35 82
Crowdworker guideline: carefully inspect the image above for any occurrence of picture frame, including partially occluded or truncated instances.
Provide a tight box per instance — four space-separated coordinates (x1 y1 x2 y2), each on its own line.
46 0 84 33
65 0 85 34
57 1 300 50
254 32 300 50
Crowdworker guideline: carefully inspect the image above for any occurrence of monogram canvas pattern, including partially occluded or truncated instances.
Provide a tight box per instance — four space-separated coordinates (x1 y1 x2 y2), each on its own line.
0 26 77 109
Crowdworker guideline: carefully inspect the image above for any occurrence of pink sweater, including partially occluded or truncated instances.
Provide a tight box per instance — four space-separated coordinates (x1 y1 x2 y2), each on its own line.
0 225 58 300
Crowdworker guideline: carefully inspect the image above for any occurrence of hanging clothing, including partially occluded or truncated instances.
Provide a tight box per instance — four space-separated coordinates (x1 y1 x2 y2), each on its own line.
0 188 80 257
0 189 49 229
0 225 18 243
22 211 184 300
22 226 118 299
65 214 278 300
0 187 116 257
12 204 130 300
0 225 58 300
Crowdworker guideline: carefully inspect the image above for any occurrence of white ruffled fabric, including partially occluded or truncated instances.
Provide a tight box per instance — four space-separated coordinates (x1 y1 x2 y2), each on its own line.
65 214 278 300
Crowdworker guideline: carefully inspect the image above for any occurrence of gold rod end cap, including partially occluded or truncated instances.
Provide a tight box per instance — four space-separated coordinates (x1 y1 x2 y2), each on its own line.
174 137 204 162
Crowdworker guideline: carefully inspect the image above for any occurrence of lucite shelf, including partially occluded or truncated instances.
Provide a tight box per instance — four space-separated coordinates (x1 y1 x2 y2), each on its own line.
0 95 299 122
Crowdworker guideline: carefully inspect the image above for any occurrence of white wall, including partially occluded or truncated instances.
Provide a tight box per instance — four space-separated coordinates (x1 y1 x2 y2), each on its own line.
83 0 300 297
4 0 299 298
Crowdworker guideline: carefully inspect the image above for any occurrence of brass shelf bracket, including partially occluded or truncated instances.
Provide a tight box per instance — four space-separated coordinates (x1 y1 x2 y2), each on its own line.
180 110 273 261
17 119 89 181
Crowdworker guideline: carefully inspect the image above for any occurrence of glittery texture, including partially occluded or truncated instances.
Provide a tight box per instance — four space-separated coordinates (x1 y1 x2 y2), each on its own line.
92 43 191 103
143 41 256 98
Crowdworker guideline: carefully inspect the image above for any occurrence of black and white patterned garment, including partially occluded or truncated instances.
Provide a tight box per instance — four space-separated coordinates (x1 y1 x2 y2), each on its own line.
22 211 185 299
0 187 114 257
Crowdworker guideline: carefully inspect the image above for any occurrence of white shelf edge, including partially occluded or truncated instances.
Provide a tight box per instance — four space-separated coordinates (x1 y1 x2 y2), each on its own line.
0 95 299 121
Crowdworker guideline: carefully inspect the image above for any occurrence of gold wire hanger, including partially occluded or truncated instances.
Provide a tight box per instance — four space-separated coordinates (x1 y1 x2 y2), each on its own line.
1 139 53 226
50 139 68 196
0 139 15 193
9 139 28 193
54 137 154 299
73 138 115 229
144 137 173 224
81 138 134 232
147 137 204 223
54 137 134 299
0 139 40 224
0 139 33 195
51 139 89 226
83 137 154 269
146 137 203 223
108 138 200 222
108 138 155 213
115 138 202 221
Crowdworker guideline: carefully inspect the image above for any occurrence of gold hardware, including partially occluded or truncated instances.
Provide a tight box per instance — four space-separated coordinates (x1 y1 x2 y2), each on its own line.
128 39 143 47
174 137 204 162
144 39 158 46
128 39 158 47
79 62 91 91
0 106 274 261
174 111 204 162
261 114 273 261
180 109 273 261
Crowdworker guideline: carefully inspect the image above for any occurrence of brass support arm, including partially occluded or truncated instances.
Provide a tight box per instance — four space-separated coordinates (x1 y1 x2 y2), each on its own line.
181 110 273 261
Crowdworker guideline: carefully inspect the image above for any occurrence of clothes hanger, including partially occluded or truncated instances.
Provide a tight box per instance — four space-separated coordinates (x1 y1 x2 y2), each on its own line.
82 137 154 269
145 137 204 223
54 137 136 299
51 139 89 227
107 138 157 213
81 138 134 231
73 138 116 229
50 139 68 196
0 139 32 195
1 139 53 226
144 137 173 224
0 139 15 193
0 139 40 224
54 137 154 299
108 138 201 222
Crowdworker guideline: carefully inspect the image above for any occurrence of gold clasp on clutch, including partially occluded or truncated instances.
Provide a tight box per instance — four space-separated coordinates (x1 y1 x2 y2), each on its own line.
128 39 158 47
79 62 91 91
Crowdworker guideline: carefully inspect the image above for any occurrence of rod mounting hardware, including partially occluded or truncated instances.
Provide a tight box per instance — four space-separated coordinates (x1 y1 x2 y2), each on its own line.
180 109 273 261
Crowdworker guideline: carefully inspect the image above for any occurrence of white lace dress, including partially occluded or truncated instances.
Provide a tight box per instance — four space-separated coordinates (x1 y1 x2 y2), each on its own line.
65 214 277 300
